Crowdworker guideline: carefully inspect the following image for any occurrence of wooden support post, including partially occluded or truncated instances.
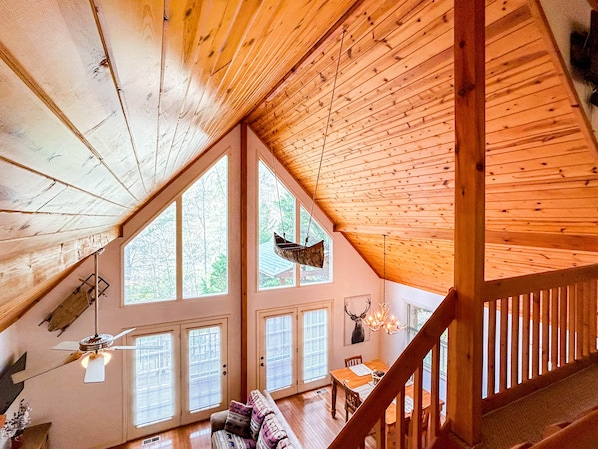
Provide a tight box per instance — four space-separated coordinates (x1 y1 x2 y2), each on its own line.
448 0 485 444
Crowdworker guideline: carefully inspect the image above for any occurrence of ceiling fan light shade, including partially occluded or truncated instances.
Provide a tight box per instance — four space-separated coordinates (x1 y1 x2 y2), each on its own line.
80 351 111 369
82 352 109 383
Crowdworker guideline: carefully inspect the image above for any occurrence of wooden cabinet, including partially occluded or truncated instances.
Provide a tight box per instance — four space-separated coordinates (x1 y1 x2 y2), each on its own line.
21 423 51 449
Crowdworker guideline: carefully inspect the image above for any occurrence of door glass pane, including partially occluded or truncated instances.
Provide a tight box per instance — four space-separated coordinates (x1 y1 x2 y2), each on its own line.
303 309 328 382
265 315 293 392
188 326 222 411
133 334 174 427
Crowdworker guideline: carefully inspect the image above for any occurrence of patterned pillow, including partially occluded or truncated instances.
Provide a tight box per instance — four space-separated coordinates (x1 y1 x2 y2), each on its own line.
224 400 253 438
256 414 288 449
247 390 274 440
212 429 257 449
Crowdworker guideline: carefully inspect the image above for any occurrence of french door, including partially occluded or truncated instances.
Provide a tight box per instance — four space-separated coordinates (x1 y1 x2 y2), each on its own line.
258 301 331 399
126 318 228 440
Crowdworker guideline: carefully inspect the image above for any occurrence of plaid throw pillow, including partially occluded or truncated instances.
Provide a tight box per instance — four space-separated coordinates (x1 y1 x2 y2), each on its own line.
248 390 274 440
224 400 253 438
256 414 287 449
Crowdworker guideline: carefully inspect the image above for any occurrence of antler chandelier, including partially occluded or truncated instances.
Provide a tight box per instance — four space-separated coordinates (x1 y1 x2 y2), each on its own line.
363 235 406 334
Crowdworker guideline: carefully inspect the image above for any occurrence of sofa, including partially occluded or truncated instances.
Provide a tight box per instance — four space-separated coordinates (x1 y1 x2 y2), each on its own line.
211 389 302 449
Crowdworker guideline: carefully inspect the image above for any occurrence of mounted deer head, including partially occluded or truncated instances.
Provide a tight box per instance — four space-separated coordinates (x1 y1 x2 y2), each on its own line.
344 297 371 344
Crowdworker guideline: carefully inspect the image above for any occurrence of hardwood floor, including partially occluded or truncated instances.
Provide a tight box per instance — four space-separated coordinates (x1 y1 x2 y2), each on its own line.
108 386 374 449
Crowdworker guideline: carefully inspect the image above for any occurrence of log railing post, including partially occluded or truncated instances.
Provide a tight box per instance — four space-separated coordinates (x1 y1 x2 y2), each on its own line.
448 0 485 444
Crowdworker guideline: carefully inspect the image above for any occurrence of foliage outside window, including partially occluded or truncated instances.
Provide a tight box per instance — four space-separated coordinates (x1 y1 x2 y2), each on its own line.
406 304 448 379
299 206 332 285
258 160 332 290
124 156 228 304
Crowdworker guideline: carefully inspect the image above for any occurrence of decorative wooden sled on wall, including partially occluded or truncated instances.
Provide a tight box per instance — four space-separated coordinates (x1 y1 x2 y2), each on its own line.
273 232 324 268
40 273 109 336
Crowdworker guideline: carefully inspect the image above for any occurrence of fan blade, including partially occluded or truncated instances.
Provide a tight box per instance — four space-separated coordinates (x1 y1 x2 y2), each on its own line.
112 328 136 341
84 354 105 383
53 341 80 351
11 351 83 384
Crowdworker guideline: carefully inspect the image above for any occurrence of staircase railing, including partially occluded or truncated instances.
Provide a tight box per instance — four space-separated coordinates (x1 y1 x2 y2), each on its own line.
329 288 457 449
482 263 598 413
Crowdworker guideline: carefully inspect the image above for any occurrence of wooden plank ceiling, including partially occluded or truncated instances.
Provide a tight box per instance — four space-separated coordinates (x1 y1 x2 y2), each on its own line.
248 0 598 293
1 0 597 331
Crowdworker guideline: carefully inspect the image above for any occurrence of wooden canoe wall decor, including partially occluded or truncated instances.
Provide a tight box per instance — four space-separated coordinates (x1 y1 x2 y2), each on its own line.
273 233 325 268
41 274 109 336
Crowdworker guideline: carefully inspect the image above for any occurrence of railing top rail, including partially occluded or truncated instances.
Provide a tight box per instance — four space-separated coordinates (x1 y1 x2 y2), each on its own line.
328 288 457 449
483 263 598 302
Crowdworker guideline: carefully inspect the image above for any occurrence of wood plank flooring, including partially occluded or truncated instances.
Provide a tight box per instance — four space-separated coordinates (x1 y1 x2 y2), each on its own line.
108 386 372 449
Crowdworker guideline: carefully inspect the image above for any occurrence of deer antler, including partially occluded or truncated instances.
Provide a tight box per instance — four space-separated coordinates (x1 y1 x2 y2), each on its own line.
344 297 371 320
359 297 371 318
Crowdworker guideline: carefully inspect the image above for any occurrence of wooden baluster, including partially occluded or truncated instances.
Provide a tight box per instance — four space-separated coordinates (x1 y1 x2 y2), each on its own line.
569 284 577 362
510 295 519 387
576 283 583 360
396 386 407 449
522 293 531 381
558 286 567 366
430 342 441 443
410 365 423 449
541 289 550 374
581 281 590 357
590 280 597 354
532 291 541 378
375 411 385 449
487 300 496 397
550 287 558 371
499 297 508 392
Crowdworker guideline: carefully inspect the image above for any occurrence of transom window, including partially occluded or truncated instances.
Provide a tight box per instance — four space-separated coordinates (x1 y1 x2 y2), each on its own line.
124 155 228 304
257 159 332 290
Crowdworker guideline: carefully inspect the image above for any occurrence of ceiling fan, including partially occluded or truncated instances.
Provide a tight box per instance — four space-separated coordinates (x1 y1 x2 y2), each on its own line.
12 248 146 384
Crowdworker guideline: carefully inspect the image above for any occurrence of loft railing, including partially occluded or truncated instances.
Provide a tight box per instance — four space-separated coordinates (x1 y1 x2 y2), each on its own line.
482 263 598 413
329 288 457 449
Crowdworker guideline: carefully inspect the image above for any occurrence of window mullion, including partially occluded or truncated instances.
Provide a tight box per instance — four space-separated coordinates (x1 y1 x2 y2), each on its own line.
176 196 183 300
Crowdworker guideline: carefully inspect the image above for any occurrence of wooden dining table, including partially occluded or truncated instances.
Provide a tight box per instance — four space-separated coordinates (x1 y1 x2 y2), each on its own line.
328 359 434 426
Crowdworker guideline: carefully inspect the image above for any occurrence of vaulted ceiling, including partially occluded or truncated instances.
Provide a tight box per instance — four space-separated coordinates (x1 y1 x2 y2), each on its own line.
1 0 598 332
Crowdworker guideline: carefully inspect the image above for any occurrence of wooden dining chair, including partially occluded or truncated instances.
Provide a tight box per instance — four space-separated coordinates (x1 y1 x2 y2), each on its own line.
343 381 362 422
344 355 363 367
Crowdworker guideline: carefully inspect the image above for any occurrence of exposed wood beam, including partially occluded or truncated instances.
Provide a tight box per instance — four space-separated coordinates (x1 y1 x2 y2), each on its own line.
0 227 119 332
334 224 598 252
449 0 486 444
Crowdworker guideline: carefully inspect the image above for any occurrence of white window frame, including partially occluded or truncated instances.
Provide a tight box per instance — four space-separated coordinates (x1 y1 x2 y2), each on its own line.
122 153 230 305
257 158 333 291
